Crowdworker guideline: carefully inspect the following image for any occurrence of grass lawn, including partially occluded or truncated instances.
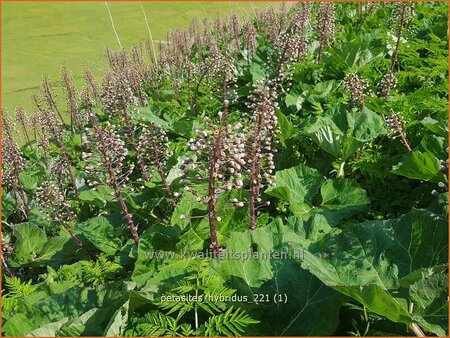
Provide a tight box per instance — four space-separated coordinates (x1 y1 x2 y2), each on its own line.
1 1 271 114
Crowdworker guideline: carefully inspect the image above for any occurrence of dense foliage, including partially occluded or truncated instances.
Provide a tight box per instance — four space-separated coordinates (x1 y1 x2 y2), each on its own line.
2 2 448 336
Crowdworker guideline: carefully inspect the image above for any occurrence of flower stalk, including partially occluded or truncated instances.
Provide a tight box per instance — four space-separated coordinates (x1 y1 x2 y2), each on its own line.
41 76 64 123
391 3 414 72
2 112 31 218
41 109 79 195
385 113 411 151
246 84 278 230
316 3 336 64
14 107 32 147
36 181 82 247
88 115 140 245
60 66 78 131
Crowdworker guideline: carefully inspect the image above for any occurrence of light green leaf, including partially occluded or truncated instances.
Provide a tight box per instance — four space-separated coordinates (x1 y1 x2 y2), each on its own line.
317 179 370 225
105 286 156 336
27 318 69 336
4 285 124 336
410 273 447 309
166 156 196 185
420 134 447 159
31 236 81 266
421 117 448 137
409 273 448 335
2 193 17 220
3 313 39 336
249 62 265 82
293 214 340 248
268 165 369 225
392 150 446 183
132 107 174 131
266 164 323 205
104 300 130 336
275 110 294 142
284 93 304 112
307 115 344 158
171 191 207 230
307 108 385 160
75 216 123 255
10 223 47 266
57 308 99 336
299 209 448 335
19 172 38 191
78 186 115 207
211 221 344 336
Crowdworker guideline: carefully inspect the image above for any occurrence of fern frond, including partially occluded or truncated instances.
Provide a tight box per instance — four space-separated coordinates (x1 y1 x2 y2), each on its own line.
3 276 38 298
131 311 181 337
155 297 194 318
199 307 259 337
179 323 195 336
2 276 40 316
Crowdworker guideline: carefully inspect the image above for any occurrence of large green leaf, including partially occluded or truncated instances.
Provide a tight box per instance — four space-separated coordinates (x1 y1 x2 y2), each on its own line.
284 93 304 113
325 43 378 77
176 191 255 253
266 164 323 205
251 260 344 336
9 221 85 267
2 193 16 220
104 286 157 336
166 156 194 185
18 171 39 192
78 186 115 207
10 223 47 266
211 218 308 286
171 191 206 230
267 165 369 225
75 216 123 255
132 107 174 131
57 308 99 336
249 61 266 82
211 226 280 287
299 209 448 335
104 300 131 336
173 189 250 253
31 236 82 267
392 150 447 183
3 313 41 336
420 134 447 159
205 190 250 240
307 115 344 158
26 317 69 336
317 179 370 225
307 108 385 160
210 221 344 335
421 117 448 138
350 108 386 142
286 214 340 249
410 273 448 332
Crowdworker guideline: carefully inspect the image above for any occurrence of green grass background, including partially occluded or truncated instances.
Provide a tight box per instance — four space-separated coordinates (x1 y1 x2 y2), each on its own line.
1 1 271 114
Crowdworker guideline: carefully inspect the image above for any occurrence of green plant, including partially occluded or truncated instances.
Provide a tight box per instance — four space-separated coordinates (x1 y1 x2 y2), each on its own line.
126 260 258 337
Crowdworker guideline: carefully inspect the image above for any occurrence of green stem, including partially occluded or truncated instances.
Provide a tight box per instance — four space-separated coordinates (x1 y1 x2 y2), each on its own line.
194 274 199 329
337 160 346 178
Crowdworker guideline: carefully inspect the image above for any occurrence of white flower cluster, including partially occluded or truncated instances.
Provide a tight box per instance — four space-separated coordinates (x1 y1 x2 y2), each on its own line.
83 122 134 189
